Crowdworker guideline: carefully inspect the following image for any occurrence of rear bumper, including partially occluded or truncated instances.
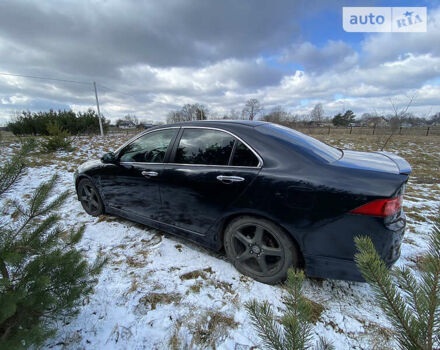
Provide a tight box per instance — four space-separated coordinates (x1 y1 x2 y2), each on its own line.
303 211 406 281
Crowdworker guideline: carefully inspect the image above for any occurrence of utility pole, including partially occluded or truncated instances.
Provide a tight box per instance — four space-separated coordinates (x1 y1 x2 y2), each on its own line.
93 81 104 137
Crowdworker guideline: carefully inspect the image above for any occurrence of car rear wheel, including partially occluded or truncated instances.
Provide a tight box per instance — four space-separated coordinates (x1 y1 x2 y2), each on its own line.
77 178 104 217
224 216 298 284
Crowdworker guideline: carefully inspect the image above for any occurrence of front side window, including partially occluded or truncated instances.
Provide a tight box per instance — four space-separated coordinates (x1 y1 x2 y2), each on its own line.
119 129 177 163
174 129 234 165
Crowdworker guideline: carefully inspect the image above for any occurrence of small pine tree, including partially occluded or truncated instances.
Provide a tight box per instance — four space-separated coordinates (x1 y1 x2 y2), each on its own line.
41 122 72 152
0 142 105 349
332 110 355 127
355 218 440 350
245 269 334 350
0 140 35 197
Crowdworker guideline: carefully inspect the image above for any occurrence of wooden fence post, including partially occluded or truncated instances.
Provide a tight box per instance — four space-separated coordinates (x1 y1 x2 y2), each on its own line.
399 126 402 135
373 124 376 135
426 127 430 136
328 126 331 135
350 126 353 134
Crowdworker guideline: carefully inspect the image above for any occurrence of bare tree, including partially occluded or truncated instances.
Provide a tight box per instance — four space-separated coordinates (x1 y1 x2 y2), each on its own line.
381 94 416 151
261 106 290 125
242 99 263 121
222 109 240 120
124 114 139 125
429 112 440 126
166 103 209 123
310 103 324 123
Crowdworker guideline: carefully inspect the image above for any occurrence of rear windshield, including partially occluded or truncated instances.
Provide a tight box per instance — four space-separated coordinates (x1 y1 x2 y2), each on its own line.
259 123 343 162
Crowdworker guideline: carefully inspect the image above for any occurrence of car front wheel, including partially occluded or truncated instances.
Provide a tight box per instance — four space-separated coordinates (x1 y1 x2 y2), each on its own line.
77 178 104 217
224 216 299 285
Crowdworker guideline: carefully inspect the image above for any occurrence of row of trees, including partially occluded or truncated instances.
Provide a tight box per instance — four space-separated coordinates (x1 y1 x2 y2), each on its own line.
166 99 264 123
166 99 440 128
166 103 209 123
261 103 440 128
6 101 440 134
7 110 110 136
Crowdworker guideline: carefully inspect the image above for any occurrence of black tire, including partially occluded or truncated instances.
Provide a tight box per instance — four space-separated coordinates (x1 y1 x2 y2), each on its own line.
224 216 298 285
77 178 104 217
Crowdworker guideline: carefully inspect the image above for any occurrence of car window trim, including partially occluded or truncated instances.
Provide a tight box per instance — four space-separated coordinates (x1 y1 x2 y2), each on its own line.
116 125 263 168
115 127 181 162
169 126 263 168
228 139 238 166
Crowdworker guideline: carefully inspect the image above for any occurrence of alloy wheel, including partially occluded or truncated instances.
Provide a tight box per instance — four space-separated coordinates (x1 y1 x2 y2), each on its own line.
231 223 284 276
79 183 101 215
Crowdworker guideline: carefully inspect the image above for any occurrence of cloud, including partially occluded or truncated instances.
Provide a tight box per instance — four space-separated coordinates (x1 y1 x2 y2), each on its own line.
281 40 359 73
361 6 440 66
0 0 308 76
0 1 439 125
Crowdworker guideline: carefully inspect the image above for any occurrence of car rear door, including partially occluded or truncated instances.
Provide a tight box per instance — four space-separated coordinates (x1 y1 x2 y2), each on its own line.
99 128 179 219
158 127 262 234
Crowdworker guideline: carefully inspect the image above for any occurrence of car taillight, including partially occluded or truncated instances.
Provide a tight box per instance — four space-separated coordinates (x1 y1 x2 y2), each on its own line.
350 196 403 217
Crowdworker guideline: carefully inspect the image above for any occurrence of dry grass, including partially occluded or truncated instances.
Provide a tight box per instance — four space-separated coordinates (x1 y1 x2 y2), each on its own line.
168 309 238 349
180 267 214 281
188 281 203 294
138 292 182 311
351 316 395 350
96 215 121 223
306 298 325 324
126 255 148 268
174 244 183 252
168 320 185 350
190 310 238 349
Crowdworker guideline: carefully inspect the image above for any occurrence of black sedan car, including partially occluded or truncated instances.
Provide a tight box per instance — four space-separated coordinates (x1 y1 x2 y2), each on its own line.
75 121 411 284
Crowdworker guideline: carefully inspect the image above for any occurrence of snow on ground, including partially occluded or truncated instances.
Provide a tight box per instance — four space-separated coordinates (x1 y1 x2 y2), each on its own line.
1 133 439 350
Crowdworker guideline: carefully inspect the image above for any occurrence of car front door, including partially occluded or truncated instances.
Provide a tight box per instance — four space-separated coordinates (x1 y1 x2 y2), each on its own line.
98 128 179 220
158 127 262 234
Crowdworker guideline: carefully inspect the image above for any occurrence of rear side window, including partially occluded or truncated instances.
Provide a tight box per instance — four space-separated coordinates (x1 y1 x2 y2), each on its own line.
260 123 342 162
119 129 177 163
174 129 234 165
232 141 259 167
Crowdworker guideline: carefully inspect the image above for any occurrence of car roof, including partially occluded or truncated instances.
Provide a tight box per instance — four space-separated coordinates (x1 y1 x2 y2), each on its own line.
160 120 266 128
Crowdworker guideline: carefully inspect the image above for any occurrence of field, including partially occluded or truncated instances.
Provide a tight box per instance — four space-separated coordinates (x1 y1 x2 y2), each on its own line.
1 130 439 349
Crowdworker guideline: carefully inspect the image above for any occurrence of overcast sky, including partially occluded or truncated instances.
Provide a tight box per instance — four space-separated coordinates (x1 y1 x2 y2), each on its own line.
0 0 439 124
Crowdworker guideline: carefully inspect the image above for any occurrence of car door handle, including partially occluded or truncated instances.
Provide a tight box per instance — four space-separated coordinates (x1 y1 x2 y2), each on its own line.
141 171 158 177
216 175 245 183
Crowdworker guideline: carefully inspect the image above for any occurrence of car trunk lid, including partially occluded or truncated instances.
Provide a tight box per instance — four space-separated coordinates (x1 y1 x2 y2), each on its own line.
333 150 411 175
376 151 412 174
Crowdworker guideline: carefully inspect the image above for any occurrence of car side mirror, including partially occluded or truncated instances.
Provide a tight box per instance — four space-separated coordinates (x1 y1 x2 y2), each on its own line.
101 152 117 164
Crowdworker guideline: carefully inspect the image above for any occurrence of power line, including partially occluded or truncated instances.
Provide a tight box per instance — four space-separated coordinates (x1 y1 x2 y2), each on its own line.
0 72 133 98
0 72 91 85
0 72 105 137
98 83 136 98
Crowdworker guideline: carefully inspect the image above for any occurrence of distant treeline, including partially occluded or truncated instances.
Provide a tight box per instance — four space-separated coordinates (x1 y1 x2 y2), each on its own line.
7 109 110 136
167 100 440 128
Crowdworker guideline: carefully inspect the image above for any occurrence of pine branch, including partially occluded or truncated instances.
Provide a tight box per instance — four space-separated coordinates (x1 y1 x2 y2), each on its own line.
28 175 58 215
0 260 9 280
355 236 424 350
0 162 25 197
421 219 440 350
0 160 104 347
245 269 323 350
0 139 36 196
282 269 313 349
315 335 335 350
245 300 285 350
395 267 424 325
